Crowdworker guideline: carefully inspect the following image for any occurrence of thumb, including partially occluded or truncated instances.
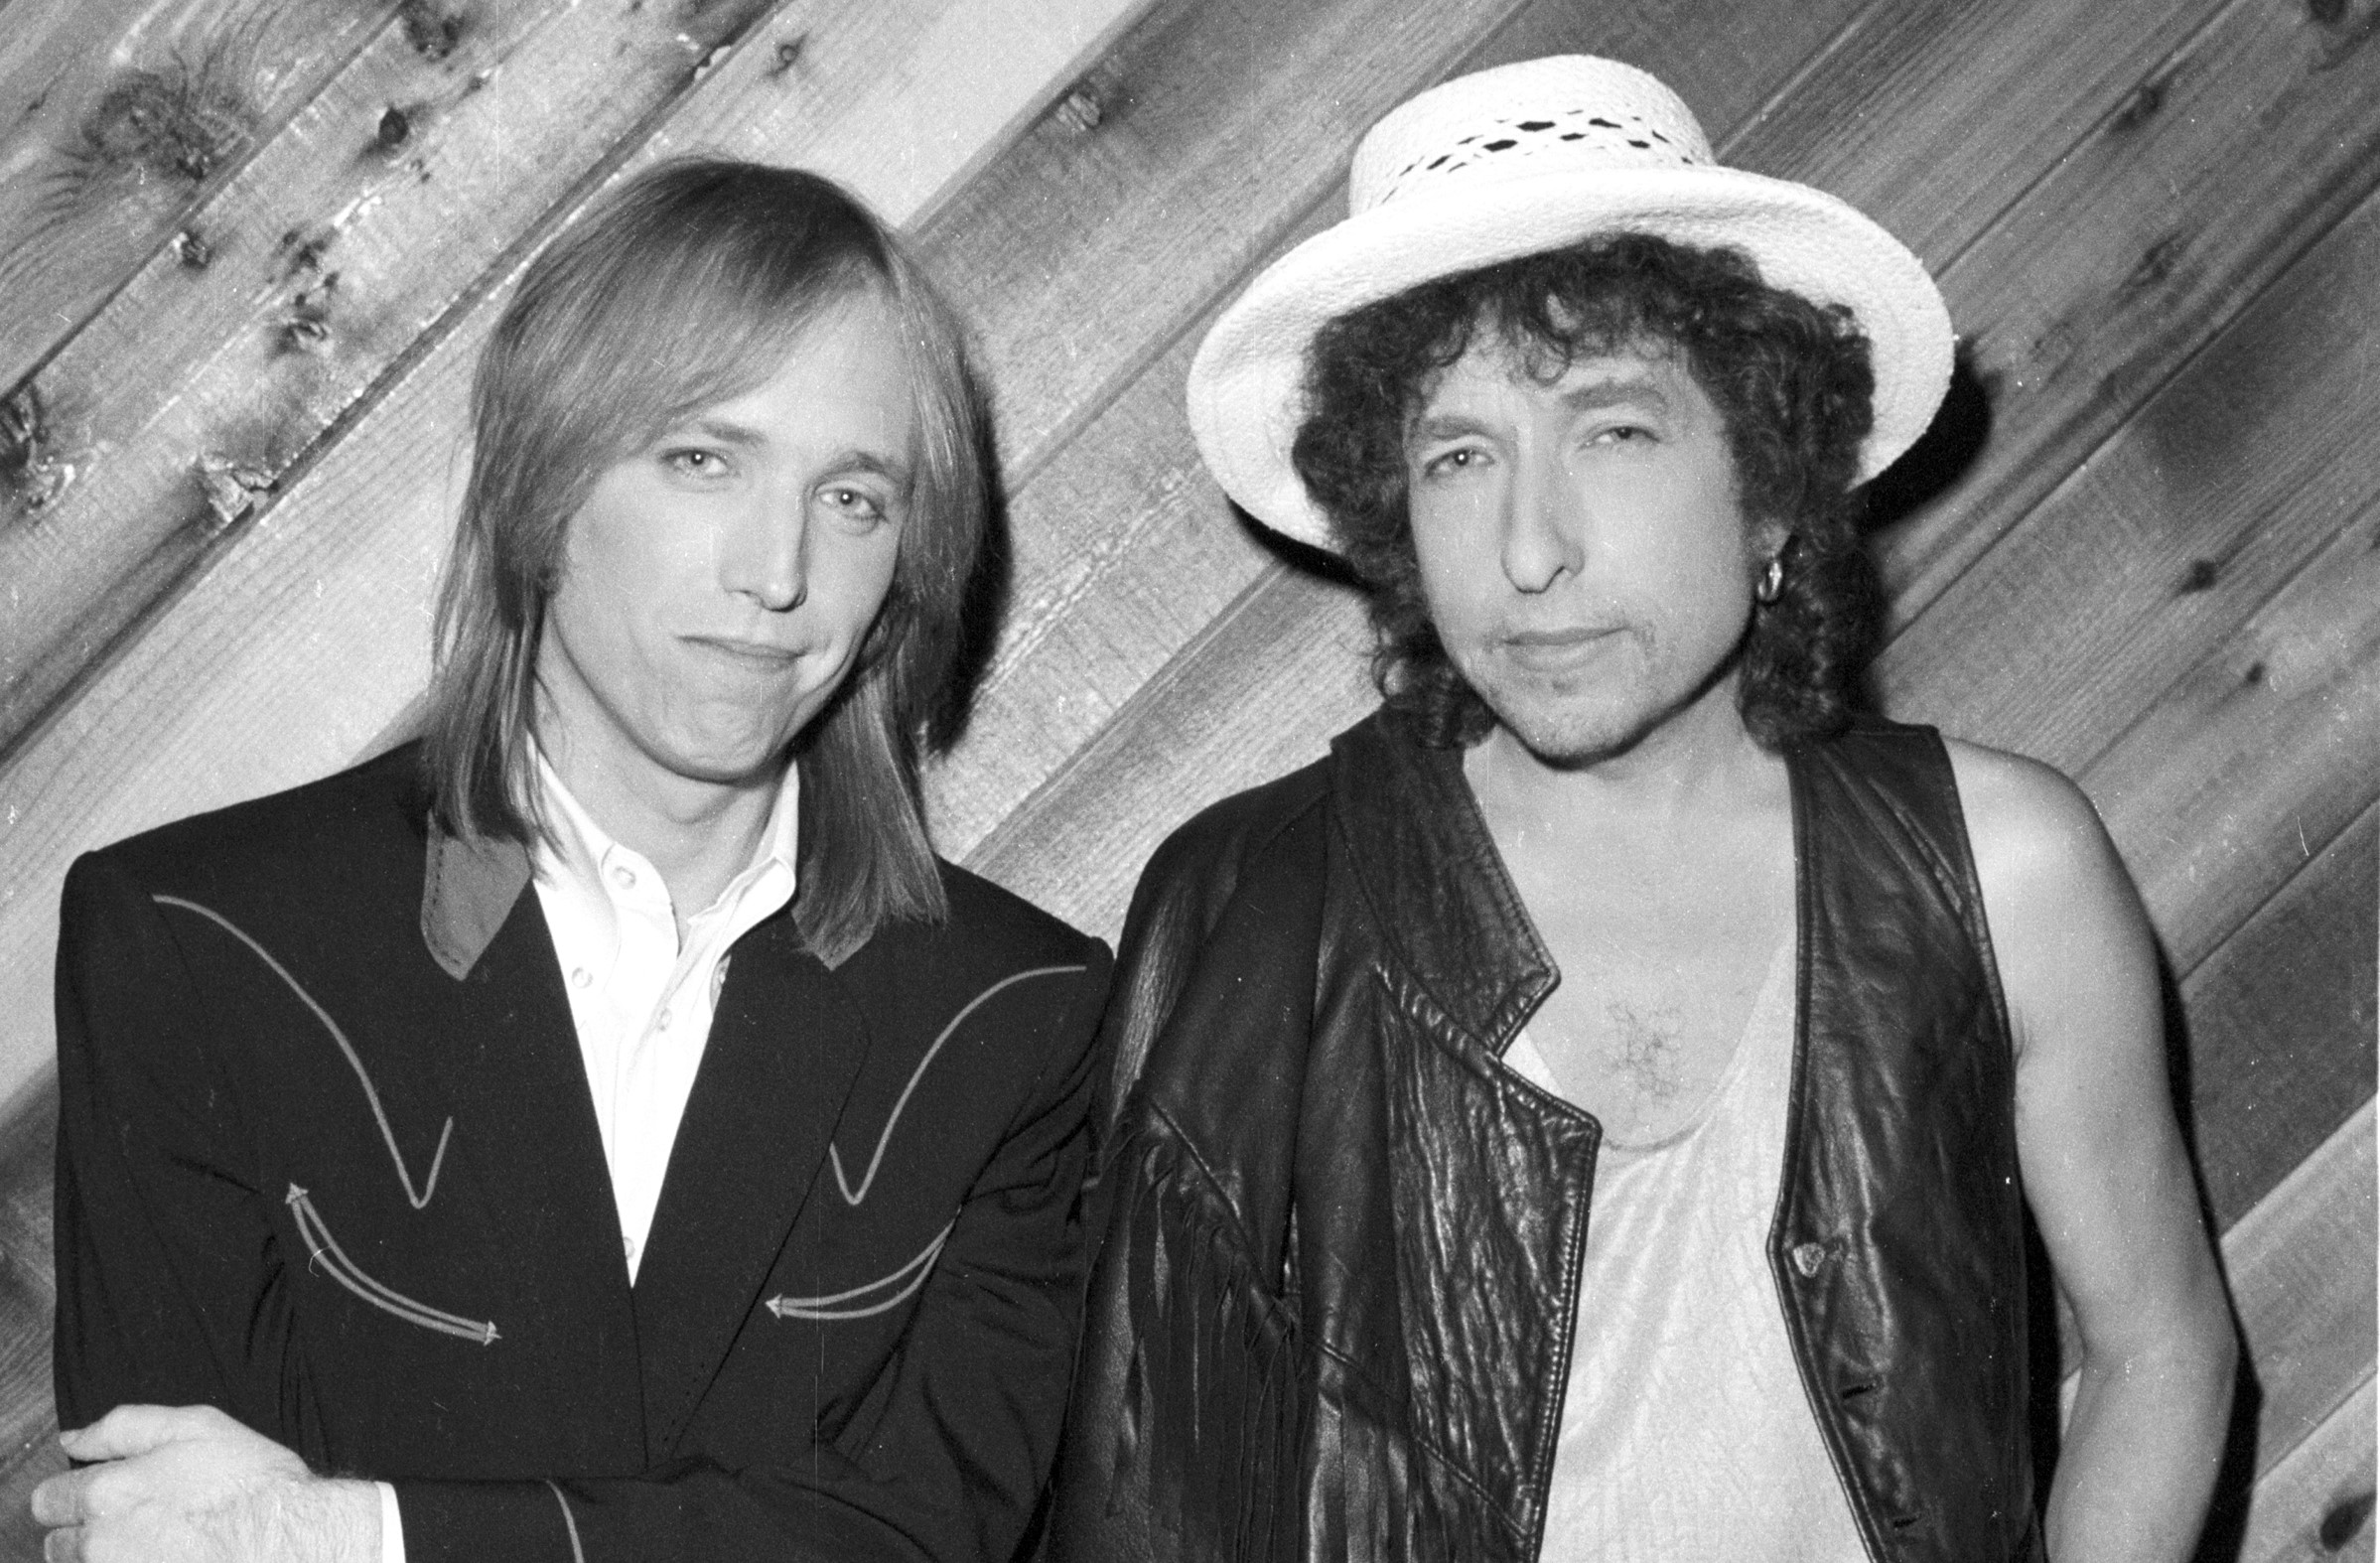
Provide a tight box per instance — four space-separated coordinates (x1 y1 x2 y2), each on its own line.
59 1403 230 1461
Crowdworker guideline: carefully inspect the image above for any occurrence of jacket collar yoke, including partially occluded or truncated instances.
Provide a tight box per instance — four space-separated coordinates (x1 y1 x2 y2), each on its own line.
1328 712 1556 1055
421 819 535 979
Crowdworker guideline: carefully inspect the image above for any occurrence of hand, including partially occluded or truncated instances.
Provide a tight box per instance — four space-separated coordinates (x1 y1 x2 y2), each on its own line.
32 1405 379 1563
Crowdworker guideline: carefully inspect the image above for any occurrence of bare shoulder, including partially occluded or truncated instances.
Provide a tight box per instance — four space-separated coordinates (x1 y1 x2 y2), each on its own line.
1939 737 2156 1054
1942 736 2130 902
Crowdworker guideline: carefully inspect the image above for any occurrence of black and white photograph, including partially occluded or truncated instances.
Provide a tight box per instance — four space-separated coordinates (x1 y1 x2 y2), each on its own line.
0 1 2371 1558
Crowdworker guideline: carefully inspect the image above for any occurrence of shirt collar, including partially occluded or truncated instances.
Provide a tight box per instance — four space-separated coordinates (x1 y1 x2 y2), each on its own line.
420 753 801 979
531 749 801 919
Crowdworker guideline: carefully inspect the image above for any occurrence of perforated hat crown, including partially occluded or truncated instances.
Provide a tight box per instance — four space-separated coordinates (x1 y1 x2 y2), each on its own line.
1187 55 1954 549
1351 53 1717 211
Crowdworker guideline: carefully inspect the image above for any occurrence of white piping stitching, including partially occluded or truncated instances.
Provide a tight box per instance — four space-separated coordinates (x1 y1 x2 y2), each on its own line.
767 1221 953 1322
287 1185 497 1345
155 895 452 1210
545 1482 587 1563
830 964 1087 1207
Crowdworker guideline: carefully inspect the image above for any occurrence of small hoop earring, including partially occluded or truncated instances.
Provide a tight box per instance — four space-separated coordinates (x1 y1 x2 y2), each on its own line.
1755 552 1786 607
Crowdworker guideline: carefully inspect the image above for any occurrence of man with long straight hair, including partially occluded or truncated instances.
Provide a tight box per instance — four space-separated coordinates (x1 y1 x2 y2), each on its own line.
42 160 1110 1563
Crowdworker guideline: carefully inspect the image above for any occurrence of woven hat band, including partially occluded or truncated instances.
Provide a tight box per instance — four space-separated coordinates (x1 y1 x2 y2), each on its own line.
1351 57 1715 213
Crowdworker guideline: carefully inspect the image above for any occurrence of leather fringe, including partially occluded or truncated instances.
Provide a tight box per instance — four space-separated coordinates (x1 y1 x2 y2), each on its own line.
1112 1119 1307 1563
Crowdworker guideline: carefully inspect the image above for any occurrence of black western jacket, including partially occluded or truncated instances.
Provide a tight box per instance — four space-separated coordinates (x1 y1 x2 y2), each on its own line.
1050 710 2035 1562
55 742 1112 1563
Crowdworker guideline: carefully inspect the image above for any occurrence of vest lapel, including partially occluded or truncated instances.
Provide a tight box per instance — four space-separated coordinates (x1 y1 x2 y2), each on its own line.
629 913 872 1459
1328 714 1556 1054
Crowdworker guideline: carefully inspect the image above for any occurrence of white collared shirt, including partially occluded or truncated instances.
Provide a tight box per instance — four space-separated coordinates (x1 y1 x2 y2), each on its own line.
528 751 801 1281
380 753 799 1563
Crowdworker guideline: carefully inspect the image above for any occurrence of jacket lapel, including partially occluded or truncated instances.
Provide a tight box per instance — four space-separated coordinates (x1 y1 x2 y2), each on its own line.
629 912 872 1458
411 857 651 1457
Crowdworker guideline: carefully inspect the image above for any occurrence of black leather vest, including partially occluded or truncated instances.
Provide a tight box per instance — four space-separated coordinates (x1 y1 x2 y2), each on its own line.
1052 712 2035 1562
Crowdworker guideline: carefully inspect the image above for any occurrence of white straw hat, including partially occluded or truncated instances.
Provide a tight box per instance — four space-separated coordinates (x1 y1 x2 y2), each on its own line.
1187 55 1954 550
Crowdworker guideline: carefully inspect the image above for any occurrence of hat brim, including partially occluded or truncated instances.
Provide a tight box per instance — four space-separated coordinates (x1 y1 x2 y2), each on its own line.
1187 165 1954 549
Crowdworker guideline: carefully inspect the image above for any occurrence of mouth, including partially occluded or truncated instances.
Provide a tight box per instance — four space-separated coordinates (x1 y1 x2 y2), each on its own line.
683 635 805 670
1498 625 1623 670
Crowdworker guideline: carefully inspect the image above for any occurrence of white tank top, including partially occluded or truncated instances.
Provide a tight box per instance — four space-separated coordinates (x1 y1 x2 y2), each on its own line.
1504 941 1872 1561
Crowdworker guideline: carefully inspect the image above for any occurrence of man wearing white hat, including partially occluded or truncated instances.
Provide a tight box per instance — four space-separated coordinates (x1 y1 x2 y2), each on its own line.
1050 56 2235 1562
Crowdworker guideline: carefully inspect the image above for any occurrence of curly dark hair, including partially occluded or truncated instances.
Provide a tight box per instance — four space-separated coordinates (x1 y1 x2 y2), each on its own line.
1290 232 1880 750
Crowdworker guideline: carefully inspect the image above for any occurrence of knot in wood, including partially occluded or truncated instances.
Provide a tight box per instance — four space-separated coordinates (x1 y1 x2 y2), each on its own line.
1053 85 1104 135
76 63 255 186
401 2 466 61
1 386 78 515
2319 1489 2374 1550
194 453 275 529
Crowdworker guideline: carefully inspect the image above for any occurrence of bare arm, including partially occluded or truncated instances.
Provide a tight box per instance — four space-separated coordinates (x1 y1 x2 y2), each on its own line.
1948 741 2236 1560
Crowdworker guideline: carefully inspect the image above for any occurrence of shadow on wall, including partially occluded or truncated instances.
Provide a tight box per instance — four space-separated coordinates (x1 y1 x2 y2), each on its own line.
1863 344 1995 538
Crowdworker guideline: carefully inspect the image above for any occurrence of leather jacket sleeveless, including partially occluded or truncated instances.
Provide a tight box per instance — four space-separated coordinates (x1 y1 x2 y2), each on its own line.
1050 711 2037 1562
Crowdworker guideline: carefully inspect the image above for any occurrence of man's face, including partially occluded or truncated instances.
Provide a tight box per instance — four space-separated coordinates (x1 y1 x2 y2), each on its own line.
1404 338 1767 768
535 292 914 798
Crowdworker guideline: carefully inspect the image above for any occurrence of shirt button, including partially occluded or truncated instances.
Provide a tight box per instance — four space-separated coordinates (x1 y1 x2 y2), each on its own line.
624 1235 638 1262
611 865 636 891
656 1009 673 1032
1792 1240 1829 1278
570 967 593 990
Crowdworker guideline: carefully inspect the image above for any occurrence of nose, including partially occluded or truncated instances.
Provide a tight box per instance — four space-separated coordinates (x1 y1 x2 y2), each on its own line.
1499 447 1583 593
719 488 807 612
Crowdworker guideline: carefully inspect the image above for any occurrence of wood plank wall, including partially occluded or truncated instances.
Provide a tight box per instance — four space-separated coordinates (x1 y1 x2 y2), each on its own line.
0 0 2371 1556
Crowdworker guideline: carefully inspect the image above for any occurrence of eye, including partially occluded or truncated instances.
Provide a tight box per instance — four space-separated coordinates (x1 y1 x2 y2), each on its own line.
1590 423 1657 446
659 447 733 480
818 484 893 528
1418 445 1492 479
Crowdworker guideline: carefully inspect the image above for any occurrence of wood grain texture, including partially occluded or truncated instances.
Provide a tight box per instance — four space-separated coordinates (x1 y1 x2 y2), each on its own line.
916 0 1531 478
966 561 1373 924
0 0 402 391
0 0 790 759
0 1088 59 1563
2082 502 2380 976
1878 179 2380 781
2232 1375 2376 1563
2220 1104 2378 1478
1715 0 2218 262
0 0 1155 1120
1876 0 2380 630
2184 802 2377 1231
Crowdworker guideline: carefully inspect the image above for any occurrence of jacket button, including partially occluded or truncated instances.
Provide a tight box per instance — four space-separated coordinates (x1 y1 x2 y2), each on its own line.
1791 1240 1828 1277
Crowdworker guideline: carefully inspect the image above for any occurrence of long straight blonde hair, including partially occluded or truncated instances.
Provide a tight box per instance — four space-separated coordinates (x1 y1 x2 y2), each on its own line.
422 160 993 964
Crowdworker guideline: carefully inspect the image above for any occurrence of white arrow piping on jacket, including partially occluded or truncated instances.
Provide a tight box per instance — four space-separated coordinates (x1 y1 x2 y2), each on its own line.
154 895 453 1209
286 1184 497 1345
767 1221 954 1322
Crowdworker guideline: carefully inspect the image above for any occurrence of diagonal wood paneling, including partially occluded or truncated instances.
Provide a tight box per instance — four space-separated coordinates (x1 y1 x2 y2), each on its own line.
2236 1376 2376 1562
0 0 2370 1551
0 0 790 756
2183 803 2375 1230
0 0 406 391
1877 0 2380 629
